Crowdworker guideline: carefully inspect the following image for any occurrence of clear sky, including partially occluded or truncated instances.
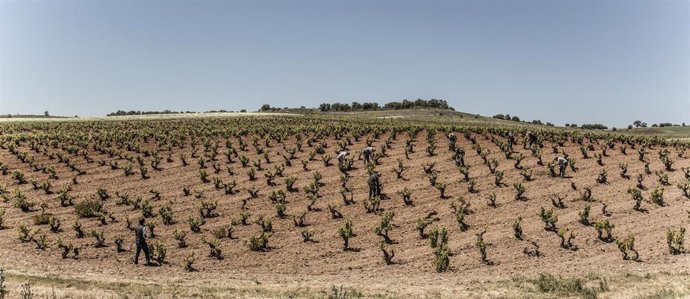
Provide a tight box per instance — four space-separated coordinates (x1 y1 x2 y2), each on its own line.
1 0 688 127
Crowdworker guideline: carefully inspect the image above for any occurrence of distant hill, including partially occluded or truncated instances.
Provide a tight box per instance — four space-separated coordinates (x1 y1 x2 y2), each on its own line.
0 114 74 119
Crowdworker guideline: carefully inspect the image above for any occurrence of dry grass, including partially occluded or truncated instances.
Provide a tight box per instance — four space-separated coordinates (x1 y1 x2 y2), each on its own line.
2 269 689 298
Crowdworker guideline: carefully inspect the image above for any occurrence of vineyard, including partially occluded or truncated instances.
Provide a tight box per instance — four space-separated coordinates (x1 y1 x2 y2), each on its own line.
0 114 689 298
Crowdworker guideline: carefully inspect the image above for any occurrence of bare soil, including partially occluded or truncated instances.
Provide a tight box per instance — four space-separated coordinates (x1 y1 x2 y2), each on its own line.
1 128 689 298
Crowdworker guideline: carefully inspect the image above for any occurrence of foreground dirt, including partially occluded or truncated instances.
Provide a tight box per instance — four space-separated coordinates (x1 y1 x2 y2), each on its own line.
1 127 689 298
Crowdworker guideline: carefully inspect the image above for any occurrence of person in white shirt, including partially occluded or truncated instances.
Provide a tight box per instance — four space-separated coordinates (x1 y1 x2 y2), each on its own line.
555 156 569 177
337 151 348 164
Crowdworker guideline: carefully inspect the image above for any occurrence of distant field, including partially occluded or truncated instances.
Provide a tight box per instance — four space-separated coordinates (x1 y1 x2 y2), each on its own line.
3 108 688 140
0 111 300 123
623 126 690 139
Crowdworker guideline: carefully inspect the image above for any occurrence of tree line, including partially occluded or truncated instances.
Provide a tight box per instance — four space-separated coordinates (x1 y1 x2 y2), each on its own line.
260 98 454 112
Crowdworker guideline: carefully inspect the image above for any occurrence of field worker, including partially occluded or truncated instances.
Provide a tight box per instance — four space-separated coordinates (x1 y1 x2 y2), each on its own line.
336 151 348 164
454 147 465 167
134 218 152 265
368 171 381 199
555 156 569 177
507 131 516 152
448 132 457 144
526 131 537 148
362 146 375 164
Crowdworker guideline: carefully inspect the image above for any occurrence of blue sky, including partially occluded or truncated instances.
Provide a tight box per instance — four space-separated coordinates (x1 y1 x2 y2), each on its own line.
1 0 688 127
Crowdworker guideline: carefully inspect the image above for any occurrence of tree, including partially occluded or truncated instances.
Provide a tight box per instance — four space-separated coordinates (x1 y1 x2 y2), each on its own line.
633 120 642 127
44 111 49 116
260 104 271 111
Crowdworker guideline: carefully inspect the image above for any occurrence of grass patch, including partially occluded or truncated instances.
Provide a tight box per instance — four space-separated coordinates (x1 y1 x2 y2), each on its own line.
528 273 608 299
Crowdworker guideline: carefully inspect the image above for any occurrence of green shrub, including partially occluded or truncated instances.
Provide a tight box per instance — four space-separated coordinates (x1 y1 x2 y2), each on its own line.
73 220 84 238
13 189 34 212
434 245 450 272
301 228 314 242
114 235 125 252
12 171 26 184
249 232 271 251
539 207 558 231
579 187 594 202
188 216 204 233
595 220 614 242
557 229 577 250
173 229 187 248
202 238 223 259
75 199 104 218
520 169 533 181
375 212 395 243
339 219 354 250
468 179 477 193
33 233 48 250
615 235 638 260
619 163 629 178
434 182 447 198
91 230 106 247
149 242 167 265
429 227 448 249
678 181 690 199
17 223 33 242
379 242 395 265
198 200 218 218
48 216 61 233
475 230 489 264
513 217 523 239
578 205 591 225
199 169 210 183
651 187 665 206
57 238 75 259
159 203 175 225
514 183 526 200
666 227 685 255
184 253 195 272
33 213 52 225
596 169 607 184
363 196 381 213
